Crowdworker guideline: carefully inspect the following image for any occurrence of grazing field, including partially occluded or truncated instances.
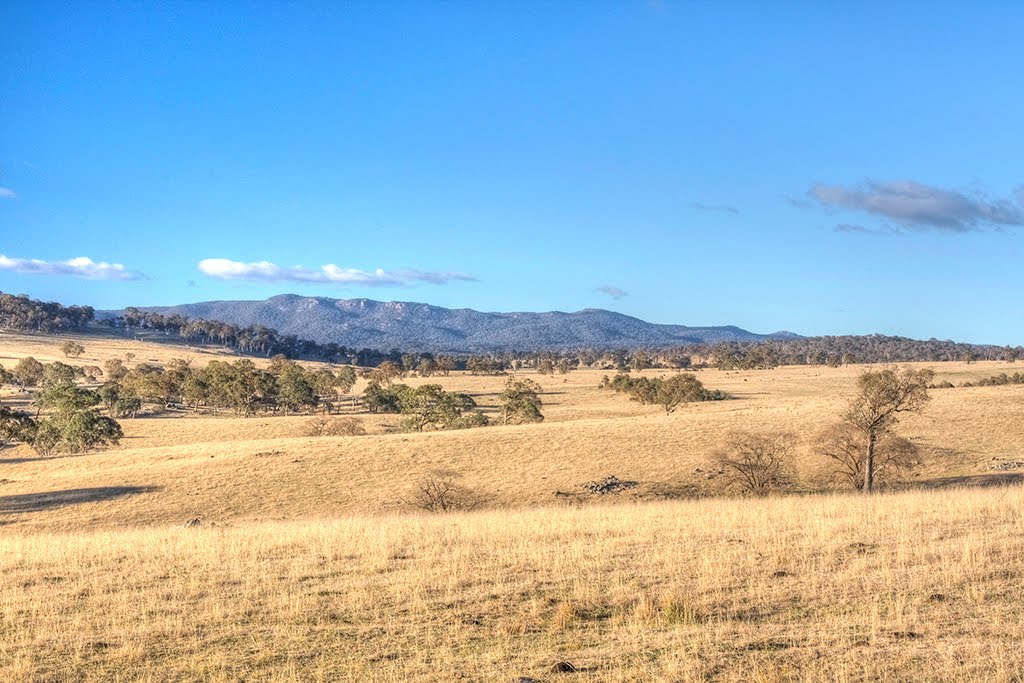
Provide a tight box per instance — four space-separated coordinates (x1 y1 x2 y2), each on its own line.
3 488 1024 682
2 332 1024 681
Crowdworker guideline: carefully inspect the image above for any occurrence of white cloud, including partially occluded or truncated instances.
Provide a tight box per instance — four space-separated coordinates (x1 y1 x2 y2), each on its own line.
198 258 476 286
0 187 16 199
0 255 145 280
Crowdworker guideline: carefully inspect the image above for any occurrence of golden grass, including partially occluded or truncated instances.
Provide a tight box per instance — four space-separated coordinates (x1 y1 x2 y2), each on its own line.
2 487 1024 681
3 333 1024 680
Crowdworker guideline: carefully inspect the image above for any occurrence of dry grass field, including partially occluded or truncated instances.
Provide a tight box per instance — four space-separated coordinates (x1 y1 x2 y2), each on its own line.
4 490 1024 682
2 331 1024 681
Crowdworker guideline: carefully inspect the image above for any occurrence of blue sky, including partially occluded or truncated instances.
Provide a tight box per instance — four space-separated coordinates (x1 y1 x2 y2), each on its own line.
2 2 1023 344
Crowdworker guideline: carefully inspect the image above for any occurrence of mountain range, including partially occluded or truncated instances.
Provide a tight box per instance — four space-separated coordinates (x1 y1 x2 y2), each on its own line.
110 294 800 352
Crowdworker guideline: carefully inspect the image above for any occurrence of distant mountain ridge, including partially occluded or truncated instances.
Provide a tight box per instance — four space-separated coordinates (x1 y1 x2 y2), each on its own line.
106 294 800 352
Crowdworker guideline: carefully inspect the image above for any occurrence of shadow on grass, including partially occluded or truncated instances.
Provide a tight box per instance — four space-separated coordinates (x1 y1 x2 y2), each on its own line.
0 454 70 465
0 486 162 514
915 472 1024 489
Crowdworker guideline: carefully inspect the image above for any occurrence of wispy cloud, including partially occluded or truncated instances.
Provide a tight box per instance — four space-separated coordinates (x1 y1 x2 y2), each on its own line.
810 180 1024 232
689 201 739 214
784 195 814 209
0 187 16 199
0 255 145 280
198 258 476 286
596 286 628 300
833 223 899 236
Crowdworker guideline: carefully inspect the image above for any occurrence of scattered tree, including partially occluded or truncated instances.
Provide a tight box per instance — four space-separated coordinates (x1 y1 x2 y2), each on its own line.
103 358 129 383
0 406 36 449
608 372 727 413
434 356 456 376
12 357 45 388
500 377 544 425
369 361 402 387
839 366 933 493
397 384 485 432
61 340 85 358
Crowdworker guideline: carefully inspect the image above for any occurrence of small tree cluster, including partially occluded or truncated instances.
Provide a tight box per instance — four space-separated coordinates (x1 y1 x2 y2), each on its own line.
606 372 727 413
362 382 489 431
0 360 123 455
95 356 358 416
961 372 1024 388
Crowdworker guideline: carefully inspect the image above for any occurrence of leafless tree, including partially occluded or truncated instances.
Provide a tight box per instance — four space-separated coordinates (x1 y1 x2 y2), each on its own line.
402 470 486 513
713 431 796 496
305 416 365 437
816 422 918 490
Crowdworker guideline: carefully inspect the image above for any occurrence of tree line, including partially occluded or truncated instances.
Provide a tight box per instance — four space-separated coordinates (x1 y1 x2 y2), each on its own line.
0 292 95 333
0 352 548 454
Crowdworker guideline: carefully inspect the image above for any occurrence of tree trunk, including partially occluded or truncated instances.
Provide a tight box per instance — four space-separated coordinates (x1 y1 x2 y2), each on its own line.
862 430 876 493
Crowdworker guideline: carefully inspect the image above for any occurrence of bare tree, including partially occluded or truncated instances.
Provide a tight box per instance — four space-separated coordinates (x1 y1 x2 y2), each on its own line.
713 431 796 496
306 416 365 437
402 470 486 513
816 422 918 490
842 366 933 493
